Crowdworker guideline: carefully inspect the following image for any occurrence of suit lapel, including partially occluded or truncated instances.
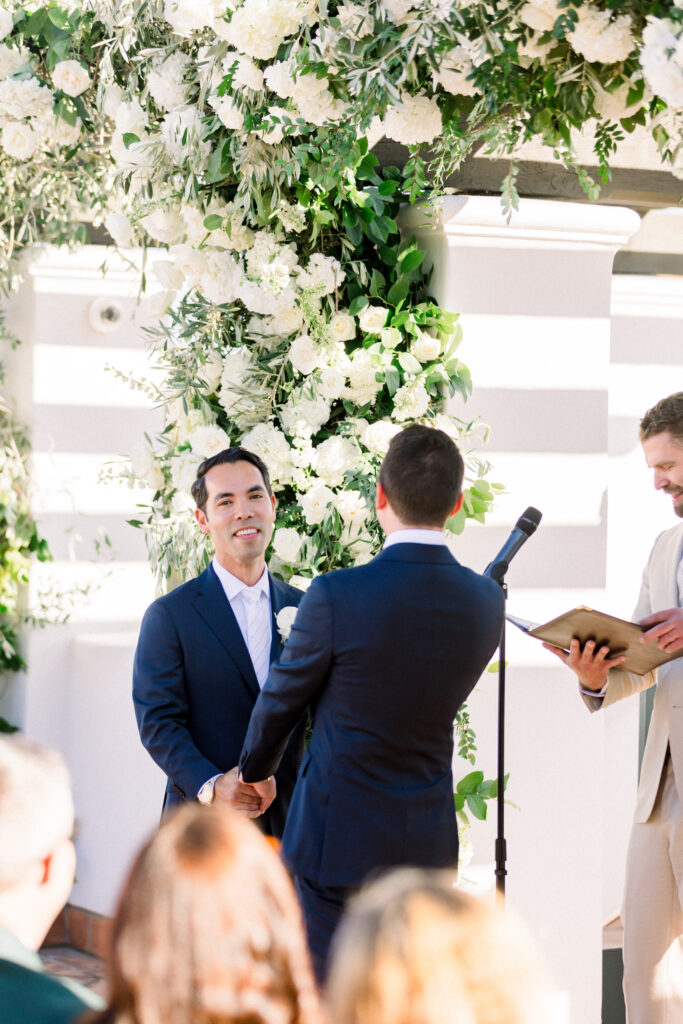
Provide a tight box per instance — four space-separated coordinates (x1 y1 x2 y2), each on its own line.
192 565 260 698
269 575 288 663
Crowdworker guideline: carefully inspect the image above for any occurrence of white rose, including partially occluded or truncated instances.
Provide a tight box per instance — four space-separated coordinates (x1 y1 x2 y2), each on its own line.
0 10 13 39
52 60 91 97
187 424 231 459
198 350 225 391
328 312 356 342
153 259 184 291
411 331 441 362
272 527 303 564
1 121 37 160
276 604 299 640
341 520 374 556
358 305 389 334
289 574 313 591
289 334 320 375
334 489 369 524
300 483 335 525
362 419 402 455
130 442 165 491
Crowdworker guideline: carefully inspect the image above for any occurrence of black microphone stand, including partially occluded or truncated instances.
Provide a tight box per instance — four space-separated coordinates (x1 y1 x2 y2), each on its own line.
486 561 509 899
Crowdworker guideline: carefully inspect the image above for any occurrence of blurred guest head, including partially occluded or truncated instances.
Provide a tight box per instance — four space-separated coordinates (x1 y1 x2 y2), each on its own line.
327 869 551 1024
94 804 322 1024
0 735 75 950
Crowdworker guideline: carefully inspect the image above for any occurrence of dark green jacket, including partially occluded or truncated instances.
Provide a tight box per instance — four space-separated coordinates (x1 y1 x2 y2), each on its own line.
0 927 104 1024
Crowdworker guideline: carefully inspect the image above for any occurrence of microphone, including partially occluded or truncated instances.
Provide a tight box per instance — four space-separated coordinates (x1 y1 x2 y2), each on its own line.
484 507 542 584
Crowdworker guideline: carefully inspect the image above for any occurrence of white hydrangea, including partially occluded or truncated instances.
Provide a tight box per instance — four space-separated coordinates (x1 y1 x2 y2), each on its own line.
432 47 482 97
297 253 345 295
160 106 210 166
152 259 185 292
172 451 202 493
164 0 227 37
197 251 242 304
383 92 443 147
148 53 190 111
187 424 231 459
272 527 303 563
358 304 389 334
593 81 640 121
170 243 211 290
0 10 13 39
274 199 307 233
640 18 683 109
345 349 383 407
52 60 90 97
1 121 36 159
0 44 28 79
316 365 346 402
393 378 431 421
300 482 336 525
568 7 635 65
361 418 402 455
380 0 414 22
240 422 294 487
217 0 307 60
114 98 147 137
518 1 557 34
224 52 265 91
209 93 245 130
140 207 186 245
0 77 52 121
281 392 331 437
314 435 359 487
289 334 321 375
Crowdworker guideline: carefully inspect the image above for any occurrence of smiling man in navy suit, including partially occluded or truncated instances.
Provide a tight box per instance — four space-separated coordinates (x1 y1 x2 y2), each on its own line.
239 424 505 979
133 447 304 835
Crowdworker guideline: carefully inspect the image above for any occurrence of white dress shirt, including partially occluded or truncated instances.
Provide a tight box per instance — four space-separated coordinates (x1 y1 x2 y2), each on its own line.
383 528 448 548
211 557 272 684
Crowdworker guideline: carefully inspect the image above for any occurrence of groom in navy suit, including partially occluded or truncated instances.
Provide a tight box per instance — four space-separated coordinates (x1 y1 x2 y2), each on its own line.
133 447 304 836
239 424 505 978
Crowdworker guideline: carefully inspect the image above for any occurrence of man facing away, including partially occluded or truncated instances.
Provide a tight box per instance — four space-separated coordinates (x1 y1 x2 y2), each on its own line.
545 392 683 1024
0 735 103 1024
133 447 305 833
238 424 505 980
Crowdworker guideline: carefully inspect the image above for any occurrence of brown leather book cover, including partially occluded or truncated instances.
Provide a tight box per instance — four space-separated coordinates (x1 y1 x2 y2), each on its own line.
508 607 683 676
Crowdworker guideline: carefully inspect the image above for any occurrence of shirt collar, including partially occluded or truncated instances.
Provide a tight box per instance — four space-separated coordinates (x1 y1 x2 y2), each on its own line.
383 528 447 549
0 927 43 972
212 558 270 603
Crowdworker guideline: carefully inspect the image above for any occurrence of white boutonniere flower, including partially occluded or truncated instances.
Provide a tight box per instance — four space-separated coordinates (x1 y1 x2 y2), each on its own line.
276 605 298 642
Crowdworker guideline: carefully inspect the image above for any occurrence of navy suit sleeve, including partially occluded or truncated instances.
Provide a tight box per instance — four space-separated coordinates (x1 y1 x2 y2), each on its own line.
133 600 219 799
240 576 333 782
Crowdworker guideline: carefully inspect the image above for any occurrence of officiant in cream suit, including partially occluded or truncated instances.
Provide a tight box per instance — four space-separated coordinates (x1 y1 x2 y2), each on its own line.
545 392 683 1024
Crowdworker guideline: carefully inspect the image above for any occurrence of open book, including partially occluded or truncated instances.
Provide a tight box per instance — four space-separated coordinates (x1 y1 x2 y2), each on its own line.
507 606 683 676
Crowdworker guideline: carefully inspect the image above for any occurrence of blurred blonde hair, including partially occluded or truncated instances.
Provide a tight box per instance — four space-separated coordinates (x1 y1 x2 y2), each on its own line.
95 805 324 1024
327 869 551 1024
0 735 73 887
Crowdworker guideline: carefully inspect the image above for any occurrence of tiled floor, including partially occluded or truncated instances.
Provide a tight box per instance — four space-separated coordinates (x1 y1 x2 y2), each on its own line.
40 946 107 999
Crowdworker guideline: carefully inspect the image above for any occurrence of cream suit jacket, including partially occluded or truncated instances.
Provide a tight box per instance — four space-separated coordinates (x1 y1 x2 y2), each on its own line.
583 521 683 823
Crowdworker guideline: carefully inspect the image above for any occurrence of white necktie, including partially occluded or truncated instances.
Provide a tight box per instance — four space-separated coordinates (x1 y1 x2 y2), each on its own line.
243 588 270 688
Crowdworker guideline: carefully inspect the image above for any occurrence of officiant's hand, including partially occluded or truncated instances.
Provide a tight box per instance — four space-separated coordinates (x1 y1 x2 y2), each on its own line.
249 776 276 815
214 767 262 817
542 638 625 690
640 608 683 653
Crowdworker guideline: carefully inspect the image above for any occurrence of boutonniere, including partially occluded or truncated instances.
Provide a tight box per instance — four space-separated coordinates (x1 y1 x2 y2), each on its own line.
276 605 298 642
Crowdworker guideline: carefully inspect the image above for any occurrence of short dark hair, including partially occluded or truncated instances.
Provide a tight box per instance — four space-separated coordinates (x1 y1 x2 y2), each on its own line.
640 393 683 446
378 425 464 528
191 447 273 513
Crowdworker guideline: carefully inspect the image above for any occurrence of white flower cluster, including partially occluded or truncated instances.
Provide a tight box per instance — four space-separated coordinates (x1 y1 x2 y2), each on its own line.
0 45 88 160
640 17 683 110
568 6 635 64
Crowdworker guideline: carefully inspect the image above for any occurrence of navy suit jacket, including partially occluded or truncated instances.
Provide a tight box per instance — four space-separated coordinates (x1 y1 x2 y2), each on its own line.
133 563 305 837
240 543 504 885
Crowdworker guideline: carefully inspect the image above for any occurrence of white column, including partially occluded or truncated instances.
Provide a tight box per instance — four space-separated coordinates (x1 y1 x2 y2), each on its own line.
1 245 165 913
400 196 640 1024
